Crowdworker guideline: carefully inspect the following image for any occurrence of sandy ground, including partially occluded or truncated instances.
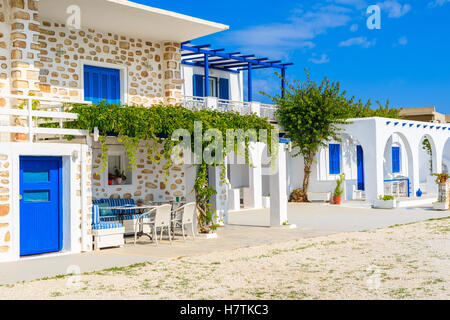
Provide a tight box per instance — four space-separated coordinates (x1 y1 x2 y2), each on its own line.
1 217 449 300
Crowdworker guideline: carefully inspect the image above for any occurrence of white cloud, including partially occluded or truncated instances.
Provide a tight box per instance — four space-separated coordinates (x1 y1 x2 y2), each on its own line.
309 54 331 64
221 3 354 58
377 1 412 18
350 23 359 32
339 36 377 48
428 0 450 7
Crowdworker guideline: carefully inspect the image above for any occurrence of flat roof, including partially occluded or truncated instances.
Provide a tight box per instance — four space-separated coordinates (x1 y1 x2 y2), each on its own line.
40 0 229 42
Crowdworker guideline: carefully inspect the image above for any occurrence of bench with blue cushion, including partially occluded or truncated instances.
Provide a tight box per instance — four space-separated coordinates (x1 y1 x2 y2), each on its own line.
92 204 123 230
93 198 137 222
92 198 150 235
92 204 125 250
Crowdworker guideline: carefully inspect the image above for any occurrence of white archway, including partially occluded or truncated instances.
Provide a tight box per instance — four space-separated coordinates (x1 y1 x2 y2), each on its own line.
382 132 414 198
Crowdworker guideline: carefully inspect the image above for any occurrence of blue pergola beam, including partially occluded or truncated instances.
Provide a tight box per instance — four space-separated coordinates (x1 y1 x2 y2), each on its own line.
248 63 253 102
181 60 240 74
209 60 249 67
181 44 288 69
204 54 209 97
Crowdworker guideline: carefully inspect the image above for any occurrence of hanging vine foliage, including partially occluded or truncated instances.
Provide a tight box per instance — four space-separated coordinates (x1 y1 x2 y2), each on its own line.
60 102 276 233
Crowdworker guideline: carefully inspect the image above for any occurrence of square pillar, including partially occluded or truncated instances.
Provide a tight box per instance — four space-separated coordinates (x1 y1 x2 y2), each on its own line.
228 188 240 211
244 142 263 209
270 144 288 226
209 165 229 225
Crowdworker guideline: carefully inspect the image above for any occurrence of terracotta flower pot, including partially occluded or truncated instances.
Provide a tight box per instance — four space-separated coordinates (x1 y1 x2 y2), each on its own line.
333 196 342 205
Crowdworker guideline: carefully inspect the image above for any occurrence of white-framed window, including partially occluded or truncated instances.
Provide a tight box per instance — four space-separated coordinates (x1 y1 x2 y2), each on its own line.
106 150 133 186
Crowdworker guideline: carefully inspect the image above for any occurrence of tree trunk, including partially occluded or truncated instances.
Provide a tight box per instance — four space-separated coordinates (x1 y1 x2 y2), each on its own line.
302 150 315 202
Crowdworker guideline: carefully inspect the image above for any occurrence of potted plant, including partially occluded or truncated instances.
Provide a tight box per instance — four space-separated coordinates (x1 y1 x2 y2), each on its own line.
433 173 449 211
373 195 397 209
113 166 126 185
433 173 449 184
108 173 114 186
333 173 345 205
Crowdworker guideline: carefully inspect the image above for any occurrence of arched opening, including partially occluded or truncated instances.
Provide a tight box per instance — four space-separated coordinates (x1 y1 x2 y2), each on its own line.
442 138 450 174
383 132 413 198
418 135 437 196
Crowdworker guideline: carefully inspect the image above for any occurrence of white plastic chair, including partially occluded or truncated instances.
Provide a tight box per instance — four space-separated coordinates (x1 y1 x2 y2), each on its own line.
134 204 172 246
171 202 197 242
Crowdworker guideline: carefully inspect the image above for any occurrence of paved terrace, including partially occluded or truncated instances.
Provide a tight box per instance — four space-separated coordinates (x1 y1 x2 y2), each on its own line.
1 203 449 285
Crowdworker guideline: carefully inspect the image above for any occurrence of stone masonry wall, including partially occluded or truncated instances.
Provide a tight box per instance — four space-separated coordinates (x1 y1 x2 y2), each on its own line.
92 140 187 202
9 0 41 142
37 20 183 105
0 153 11 255
0 0 11 142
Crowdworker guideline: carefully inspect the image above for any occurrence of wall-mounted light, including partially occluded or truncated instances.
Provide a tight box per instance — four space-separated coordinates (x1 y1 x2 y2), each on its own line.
72 150 79 162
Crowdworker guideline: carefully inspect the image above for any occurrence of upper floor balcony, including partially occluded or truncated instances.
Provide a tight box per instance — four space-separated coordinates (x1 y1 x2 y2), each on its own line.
182 96 279 122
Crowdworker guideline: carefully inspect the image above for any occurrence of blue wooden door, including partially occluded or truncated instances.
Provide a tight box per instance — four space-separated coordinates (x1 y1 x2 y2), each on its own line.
356 145 365 191
84 65 121 105
20 157 63 256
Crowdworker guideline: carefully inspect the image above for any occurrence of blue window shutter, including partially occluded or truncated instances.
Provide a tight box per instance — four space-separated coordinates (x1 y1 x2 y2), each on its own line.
219 78 230 100
392 147 400 173
193 74 204 97
329 144 341 174
84 65 121 105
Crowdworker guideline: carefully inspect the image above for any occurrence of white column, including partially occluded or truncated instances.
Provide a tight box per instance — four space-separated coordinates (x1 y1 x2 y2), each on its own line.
228 189 240 211
209 165 229 225
362 136 385 202
410 145 421 197
270 144 288 226
244 142 263 209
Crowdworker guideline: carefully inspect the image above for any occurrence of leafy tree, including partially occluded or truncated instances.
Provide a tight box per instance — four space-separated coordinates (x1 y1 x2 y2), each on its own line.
264 70 401 201
264 71 354 201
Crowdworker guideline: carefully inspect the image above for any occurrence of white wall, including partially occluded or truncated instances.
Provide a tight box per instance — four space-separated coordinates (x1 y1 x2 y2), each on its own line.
288 137 360 199
182 64 244 101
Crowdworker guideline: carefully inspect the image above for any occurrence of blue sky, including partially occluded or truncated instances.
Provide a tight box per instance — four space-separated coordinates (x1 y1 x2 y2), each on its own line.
132 0 450 113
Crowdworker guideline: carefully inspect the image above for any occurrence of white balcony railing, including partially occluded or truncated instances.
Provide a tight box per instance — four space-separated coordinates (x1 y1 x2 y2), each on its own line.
182 96 278 121
182 96 208 111
0 95 92 143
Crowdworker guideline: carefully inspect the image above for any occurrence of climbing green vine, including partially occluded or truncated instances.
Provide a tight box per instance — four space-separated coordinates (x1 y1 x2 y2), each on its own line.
60 102 275 233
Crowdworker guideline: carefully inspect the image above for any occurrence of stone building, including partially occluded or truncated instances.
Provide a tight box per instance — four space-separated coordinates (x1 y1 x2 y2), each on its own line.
0 0 228 262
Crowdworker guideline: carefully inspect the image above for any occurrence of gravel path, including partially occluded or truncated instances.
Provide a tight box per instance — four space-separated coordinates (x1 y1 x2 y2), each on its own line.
1 218 449 300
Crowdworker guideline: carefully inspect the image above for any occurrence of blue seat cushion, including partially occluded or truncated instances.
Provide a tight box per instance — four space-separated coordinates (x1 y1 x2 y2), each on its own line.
98 202 114 217
92 222 123 230
100 216 120 222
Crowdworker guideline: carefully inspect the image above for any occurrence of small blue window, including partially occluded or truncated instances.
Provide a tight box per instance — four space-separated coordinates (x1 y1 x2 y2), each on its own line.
23 190 50 203
23 171 49 183
329 144 341 175
84 65 121 105
392 146 400 173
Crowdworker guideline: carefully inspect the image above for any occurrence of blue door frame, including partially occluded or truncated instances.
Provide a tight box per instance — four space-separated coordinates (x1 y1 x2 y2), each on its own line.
19 156 63 256
356 146 365 191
